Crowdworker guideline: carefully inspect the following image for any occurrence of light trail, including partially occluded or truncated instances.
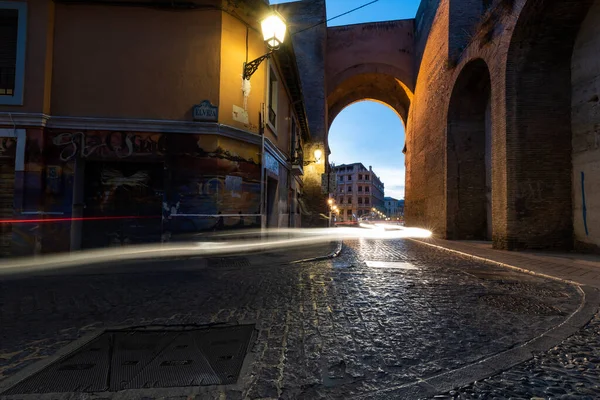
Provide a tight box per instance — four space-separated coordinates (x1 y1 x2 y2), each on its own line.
0 226 432 277
0 215 161 224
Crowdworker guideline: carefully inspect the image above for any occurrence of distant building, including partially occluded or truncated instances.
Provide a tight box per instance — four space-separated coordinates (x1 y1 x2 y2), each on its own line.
385 197 405 218
331 163 384 221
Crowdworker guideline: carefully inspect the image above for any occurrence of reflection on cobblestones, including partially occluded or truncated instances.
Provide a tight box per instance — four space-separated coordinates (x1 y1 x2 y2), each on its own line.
0 239 584 399
431 313 600 400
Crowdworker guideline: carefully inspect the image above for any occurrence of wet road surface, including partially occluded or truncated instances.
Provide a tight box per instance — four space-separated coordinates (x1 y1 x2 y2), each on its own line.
0 238 587 399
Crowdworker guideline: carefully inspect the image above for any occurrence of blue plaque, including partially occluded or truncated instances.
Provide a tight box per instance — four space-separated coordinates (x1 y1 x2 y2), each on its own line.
193 100 218 122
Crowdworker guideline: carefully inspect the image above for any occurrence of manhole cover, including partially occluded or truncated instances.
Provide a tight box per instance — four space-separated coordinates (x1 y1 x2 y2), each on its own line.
479 294 563 316
206 257 251 268
365 261 419 270
3 325 255 395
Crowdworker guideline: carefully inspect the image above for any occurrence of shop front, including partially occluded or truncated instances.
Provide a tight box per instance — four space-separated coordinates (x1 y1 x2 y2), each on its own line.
10 128 261 255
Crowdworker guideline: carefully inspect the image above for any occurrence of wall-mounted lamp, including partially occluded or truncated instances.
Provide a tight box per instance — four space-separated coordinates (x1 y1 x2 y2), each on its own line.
304 148 323 166
313 148 323 163
243 11 287 81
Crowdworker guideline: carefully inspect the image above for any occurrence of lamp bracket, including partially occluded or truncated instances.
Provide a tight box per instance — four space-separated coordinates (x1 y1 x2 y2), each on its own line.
243 51 274 80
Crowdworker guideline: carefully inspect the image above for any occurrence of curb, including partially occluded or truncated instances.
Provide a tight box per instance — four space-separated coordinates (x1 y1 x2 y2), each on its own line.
407 238 584 286
350 238 600 400
289 240 343 264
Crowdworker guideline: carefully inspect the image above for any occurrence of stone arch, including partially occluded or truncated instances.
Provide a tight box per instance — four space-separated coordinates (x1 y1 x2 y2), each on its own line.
325 20 415 139
447 58 492 240
327 72 411 130
505 0 597 250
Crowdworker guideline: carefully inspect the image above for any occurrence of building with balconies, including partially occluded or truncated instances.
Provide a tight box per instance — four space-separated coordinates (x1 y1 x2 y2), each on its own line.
331 163 384 221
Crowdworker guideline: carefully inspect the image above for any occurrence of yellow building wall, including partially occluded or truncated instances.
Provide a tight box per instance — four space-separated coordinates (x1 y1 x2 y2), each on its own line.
50 4 221 120
219 12 265 134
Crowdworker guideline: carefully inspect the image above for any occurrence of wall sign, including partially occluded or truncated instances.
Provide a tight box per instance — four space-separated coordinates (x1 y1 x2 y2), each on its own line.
264 152 279 175
193 100 218 122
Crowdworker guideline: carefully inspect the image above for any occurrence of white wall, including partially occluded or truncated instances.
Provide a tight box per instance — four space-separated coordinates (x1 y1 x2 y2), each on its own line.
572 0 600 249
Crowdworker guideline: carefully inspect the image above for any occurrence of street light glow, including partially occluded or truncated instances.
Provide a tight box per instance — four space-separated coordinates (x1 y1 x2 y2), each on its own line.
314 148 323 163
261 12 287 49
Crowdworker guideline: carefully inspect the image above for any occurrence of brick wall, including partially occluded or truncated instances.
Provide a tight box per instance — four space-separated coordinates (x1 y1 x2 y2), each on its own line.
505 0 595 249
446 59 491 240
571 0 600 251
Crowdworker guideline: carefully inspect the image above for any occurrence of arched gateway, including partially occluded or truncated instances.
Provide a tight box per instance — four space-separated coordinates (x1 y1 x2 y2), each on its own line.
280 0 415 226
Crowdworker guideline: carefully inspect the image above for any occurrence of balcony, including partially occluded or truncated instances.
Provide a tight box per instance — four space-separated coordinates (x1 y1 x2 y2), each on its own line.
291 147 304 176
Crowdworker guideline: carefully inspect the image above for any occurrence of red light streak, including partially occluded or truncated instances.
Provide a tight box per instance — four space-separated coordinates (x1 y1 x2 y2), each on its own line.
0 216 161 224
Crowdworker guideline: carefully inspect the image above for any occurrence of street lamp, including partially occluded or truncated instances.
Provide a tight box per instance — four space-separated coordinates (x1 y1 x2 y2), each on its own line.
243 11 287 80
313 148 323 163
327 198 334 206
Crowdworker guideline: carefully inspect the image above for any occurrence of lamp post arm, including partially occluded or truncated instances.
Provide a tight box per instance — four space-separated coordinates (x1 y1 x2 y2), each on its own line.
243 51 274 80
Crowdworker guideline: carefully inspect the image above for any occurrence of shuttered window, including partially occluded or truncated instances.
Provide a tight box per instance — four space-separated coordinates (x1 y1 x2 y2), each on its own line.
0 2 26 105
0 9 18 96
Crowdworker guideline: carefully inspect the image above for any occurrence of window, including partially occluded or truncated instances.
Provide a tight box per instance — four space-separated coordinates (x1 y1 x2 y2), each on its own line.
347 175 352 181
347 197 352 204
339 197 343 204
267 64 278 131
358 186 363 192
347 209 352 217
347 186 352 192
358 174 363 180
365 175 370 181
365 187 370 193
358 198 363 204
365 198 370 204
290 117 297 159
0 2 26 105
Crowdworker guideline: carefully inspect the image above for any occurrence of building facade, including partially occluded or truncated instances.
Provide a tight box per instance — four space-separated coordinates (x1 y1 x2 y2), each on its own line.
282 0 600 253
332 163 384 221
384 197 404 219
0 0 310 256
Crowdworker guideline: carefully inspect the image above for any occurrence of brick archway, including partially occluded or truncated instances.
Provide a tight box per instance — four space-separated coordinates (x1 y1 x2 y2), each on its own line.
447 59 492 241
506 0 597 250
327 73 411 130
326 20 415 134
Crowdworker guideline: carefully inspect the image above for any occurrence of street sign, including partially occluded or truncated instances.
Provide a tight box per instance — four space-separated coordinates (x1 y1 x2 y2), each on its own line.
321 172 338 194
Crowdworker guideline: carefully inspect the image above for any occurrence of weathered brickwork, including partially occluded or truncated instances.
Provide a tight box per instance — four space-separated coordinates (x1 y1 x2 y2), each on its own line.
408 0 600 251
295 0 600 251
447 60 491 240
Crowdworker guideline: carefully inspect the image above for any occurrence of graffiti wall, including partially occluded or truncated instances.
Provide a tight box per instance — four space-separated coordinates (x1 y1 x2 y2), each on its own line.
10 129 262 254
164 135 261 234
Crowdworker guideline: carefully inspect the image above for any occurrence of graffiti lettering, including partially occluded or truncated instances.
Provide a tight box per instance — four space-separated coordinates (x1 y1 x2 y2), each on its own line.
0 137 16 157
52 131 165 161
515 179 546 204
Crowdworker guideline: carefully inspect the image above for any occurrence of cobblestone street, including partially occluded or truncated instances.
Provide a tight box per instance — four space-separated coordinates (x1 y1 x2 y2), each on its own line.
432 313 600 400
0 238 591 399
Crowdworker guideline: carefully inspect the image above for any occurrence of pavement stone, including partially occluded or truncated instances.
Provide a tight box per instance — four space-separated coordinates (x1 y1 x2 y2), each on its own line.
0 238 587 399
427 313 600 399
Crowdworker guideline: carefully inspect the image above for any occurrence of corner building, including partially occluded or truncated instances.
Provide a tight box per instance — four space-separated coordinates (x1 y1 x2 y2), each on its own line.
332 163 384 221
0 0 310 255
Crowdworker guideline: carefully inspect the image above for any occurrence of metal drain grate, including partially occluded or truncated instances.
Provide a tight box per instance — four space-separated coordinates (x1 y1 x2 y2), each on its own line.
4 324 255 395
206 257 251 268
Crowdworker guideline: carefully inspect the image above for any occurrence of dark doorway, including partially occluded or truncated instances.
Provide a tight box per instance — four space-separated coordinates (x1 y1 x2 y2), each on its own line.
447 59 492 240
82 161 163 248
266 177 278 228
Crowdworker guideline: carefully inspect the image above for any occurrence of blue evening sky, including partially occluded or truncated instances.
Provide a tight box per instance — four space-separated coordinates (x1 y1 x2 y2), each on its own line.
273 0 420 200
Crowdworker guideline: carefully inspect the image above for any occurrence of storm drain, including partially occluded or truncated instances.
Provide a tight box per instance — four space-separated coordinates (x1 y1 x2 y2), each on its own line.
3 324 255 395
